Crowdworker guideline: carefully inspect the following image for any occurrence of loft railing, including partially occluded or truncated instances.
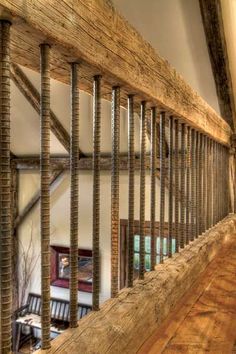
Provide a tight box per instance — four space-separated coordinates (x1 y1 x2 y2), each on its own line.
0 1 233 352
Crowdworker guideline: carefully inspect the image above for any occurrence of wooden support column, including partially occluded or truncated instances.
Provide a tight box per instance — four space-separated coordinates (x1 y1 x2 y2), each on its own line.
159 112 166 263
139 101 147 279
0 19 12 354
150 107 157 268
168 116 174 257
127 95 135 287
69 63 80 328
40 43 51 349
111 86 120 297
92 75 101 311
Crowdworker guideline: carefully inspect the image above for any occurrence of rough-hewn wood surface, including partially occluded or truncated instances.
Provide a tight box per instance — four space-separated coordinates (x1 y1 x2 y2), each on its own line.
0 0 231 144
138 226 236 354
199 0 236 131
36 215 236 354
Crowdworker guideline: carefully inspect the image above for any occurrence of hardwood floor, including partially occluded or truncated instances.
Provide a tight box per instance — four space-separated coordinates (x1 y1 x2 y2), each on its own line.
138 238 236 354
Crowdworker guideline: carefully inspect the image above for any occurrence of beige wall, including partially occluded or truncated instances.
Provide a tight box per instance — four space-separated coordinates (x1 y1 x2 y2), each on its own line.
18 170 169 305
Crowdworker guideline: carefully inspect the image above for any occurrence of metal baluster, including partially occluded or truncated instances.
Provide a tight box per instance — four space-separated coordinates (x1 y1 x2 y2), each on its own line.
70 63 80 328
198 134 203 234
111 86 120 297
139 101 146 278
168 116 174 257
190 129 196 241
40 43 51 349
159 112 166 263
186 126 191 244
0 20 12 353
92 75 101 311
195 132 199 237
202 135 206 233
180 123 185 248
174 119 180 252
151 107 157 269
127 95 135 287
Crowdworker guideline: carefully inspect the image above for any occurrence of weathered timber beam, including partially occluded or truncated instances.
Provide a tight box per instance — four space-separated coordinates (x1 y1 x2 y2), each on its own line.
10 63 84 155
15 170 64 229
199 0 236 131
13 156 154 171
0 0 231 144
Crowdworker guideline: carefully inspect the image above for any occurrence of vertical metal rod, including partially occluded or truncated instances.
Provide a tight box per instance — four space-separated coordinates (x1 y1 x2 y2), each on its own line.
190 129 196 241
174 119 180 252
0 20 12 354
69 63 80 328
127 95 135 287
198 134 203 234
210 139 213 227
159 112 166 263
168 116 174 257
213 141 216 225
186 126 191 244
150 107 157 269
92 75 101 311
40 43 51 349
195 132 199 237
139 101 146 278
111 86 120 297
206 138 209 229
180 123 185 248
202 135 206 233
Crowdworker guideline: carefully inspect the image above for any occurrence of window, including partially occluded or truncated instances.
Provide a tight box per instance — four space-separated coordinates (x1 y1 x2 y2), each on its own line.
120 220 176 289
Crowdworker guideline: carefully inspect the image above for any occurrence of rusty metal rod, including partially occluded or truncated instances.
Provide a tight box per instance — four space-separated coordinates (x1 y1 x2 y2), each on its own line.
69 63 80 328
168 116 174 257
151 107 157 268
139 101 147 278
111 86 120 297
127 95 135 287
92 75 102 311
174 119 180 252
180 123 186 248
159 112 166 263
40 43 51 349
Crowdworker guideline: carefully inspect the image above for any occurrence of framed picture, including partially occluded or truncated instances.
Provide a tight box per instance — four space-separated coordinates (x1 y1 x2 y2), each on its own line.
50 246 93 292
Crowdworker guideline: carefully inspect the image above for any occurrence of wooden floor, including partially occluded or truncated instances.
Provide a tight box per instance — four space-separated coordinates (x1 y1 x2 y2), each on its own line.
138 239 236 354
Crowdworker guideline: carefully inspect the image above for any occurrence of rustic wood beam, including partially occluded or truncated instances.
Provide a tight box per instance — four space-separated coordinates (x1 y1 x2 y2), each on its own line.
13 156 154 171
199 0 236 130
15 170 64 229
0 0 231 144
10 63 81 155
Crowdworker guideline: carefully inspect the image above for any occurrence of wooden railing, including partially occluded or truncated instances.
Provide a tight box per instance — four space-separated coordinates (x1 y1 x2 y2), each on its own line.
0 1 233 353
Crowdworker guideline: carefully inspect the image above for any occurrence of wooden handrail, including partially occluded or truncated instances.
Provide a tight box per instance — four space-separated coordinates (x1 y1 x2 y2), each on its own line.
0 0 232 145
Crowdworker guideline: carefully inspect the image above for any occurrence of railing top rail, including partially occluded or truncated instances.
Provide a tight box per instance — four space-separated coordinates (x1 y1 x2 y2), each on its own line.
0 0 232 145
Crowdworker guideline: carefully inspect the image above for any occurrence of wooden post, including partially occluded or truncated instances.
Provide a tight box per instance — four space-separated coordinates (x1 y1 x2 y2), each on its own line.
159 112 166 263
168 116 174 257
0 19 12 354
111 86 120 297
40 43 51 349
150 107 157 268
92 75 101 311
69 63 80 328
127 95 135 287
139 101 146 279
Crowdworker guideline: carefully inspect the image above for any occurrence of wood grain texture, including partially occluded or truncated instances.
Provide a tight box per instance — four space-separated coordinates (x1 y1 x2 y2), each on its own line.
199 0 236 130
139 225 236 354
0 0 231 144
35 216 236 354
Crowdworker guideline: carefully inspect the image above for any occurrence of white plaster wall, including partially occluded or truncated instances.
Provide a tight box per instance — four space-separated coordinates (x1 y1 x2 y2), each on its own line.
112 0 220 114
18 170 169 306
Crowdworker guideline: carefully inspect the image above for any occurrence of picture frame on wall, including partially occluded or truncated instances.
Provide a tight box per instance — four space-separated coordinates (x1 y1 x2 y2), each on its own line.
50 245 93 293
